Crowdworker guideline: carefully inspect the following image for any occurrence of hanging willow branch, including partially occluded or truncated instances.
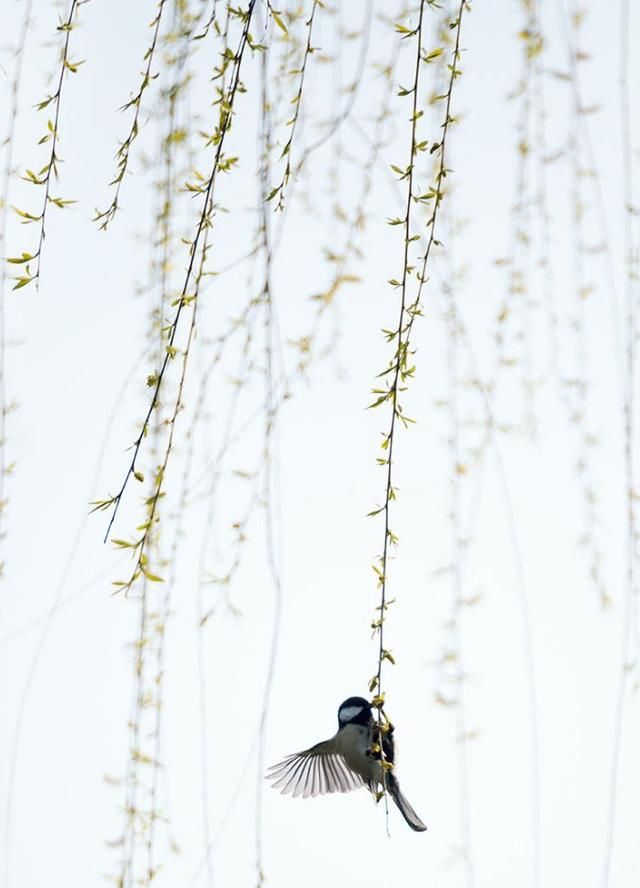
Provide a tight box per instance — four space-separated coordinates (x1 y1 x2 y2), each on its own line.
368 0 467 734
95 0 258 547
94 0 169 230
266 0 321 210
9 0 81 290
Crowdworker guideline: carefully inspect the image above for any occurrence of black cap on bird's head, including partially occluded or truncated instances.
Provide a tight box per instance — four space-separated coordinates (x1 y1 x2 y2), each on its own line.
338 696 372 727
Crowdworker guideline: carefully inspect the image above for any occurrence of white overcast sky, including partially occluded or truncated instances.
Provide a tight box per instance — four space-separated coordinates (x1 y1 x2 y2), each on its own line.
1 2 640 888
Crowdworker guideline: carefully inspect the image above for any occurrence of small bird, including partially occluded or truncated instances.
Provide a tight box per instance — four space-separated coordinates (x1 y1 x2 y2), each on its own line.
266 695 427 831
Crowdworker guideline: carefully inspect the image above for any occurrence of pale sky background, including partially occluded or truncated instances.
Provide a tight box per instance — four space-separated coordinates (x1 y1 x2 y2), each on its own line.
1 2 640 888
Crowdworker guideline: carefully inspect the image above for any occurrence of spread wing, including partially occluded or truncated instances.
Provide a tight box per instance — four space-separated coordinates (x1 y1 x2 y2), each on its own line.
266 741 366 798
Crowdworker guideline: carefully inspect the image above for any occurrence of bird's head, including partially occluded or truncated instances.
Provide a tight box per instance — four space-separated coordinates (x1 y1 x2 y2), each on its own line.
338 696 372 728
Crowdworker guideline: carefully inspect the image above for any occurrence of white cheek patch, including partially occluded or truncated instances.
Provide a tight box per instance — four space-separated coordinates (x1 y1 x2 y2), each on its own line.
340 705 363 723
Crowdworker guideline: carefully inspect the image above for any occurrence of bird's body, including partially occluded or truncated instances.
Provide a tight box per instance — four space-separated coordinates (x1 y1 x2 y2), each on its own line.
334 722 382 785
266 696 427 832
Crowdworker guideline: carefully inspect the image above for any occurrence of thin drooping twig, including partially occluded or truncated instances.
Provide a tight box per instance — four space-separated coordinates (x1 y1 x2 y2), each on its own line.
141 9 198 872
559 0 623 394
456 315 541 888
267 0 320 211
96 1 258 545
292 28 403 377
11 0 81 290
601 1 637 884
369 2 429 709
0 0 34 573
292 0 374 173
440 176 476 885
255 40 284 886
95 0 169 230
2 339 146 888
369 2 467 781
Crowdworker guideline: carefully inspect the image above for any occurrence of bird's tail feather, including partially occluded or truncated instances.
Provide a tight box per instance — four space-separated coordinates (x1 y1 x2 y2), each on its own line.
387 773 427 832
